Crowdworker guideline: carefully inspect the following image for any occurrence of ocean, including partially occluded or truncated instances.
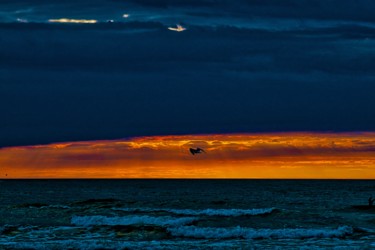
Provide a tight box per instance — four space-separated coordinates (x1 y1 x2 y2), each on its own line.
0 180 375 249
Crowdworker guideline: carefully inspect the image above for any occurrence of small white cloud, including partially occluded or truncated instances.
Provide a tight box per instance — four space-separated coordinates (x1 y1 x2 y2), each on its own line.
168 24 186 32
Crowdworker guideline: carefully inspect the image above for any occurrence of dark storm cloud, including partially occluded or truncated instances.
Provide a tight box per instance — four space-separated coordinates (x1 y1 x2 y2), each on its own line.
241 0 375 22
1 1 375 147
2 23 375 74
121 0 375 23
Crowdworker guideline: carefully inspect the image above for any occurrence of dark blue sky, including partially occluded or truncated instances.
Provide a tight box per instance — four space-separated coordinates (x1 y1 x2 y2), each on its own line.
1 0 375 147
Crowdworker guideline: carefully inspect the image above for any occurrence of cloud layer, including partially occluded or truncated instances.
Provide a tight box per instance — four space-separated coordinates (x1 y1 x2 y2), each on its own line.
1 1 375 147
1 132 375 178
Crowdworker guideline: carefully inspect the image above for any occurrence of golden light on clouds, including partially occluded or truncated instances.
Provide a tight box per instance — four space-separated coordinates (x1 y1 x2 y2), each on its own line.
48 18 97 24
168 25 186 32
1 132 375 179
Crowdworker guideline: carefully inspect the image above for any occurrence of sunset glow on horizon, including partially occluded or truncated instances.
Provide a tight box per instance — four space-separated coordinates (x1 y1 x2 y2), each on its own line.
48 18 98 24
1 132 375 179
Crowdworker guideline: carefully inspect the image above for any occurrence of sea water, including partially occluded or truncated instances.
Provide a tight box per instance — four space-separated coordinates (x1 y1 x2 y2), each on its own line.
0 179 375 249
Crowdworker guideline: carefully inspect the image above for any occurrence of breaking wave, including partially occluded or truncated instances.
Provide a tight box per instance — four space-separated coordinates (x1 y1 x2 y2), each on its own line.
169 225 353 239
115 207 277 217
41 205 71 209
71 215 197 227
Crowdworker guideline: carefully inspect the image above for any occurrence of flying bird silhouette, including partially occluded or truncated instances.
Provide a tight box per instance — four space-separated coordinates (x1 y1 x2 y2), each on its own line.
189 147 205 155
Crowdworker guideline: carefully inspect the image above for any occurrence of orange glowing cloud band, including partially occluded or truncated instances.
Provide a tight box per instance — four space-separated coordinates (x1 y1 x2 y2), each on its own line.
1 132 375 179
48 18 97 24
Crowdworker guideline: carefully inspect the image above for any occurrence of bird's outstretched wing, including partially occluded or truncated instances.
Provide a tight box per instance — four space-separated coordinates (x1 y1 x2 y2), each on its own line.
189 147 205 155
197 148 206 153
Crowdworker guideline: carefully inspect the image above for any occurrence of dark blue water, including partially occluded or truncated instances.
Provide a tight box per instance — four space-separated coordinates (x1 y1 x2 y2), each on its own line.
1 180 375 249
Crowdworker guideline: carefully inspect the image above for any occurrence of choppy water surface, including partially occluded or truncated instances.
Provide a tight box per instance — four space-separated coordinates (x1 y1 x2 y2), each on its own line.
1 180 375 249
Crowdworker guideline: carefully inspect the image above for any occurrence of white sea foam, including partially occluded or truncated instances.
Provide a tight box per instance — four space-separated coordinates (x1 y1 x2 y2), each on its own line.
0 225 364 249
71 215 196 227
169 225 353 239
168 207 276 216
115 207 277 217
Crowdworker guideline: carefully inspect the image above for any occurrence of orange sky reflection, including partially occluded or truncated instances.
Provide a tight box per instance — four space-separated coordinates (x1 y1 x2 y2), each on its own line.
1 132 375 178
